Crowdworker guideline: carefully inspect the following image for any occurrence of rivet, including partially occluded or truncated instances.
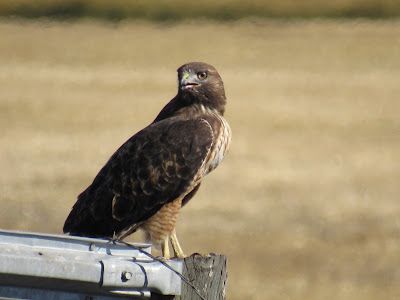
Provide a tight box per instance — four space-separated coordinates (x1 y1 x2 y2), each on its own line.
122 271 132 281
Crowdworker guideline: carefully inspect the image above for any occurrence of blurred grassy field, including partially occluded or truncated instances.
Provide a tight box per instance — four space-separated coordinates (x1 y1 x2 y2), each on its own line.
1 18 400 299
1 0 400 20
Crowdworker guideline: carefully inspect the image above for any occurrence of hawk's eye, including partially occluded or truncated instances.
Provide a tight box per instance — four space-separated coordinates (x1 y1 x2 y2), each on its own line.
197 72 207 80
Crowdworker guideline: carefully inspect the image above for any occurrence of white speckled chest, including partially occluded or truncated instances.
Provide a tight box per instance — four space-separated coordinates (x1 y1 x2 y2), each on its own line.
205 115 231 175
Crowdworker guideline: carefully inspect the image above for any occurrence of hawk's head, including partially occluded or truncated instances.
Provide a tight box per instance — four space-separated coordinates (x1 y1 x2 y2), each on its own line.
177 62 226 115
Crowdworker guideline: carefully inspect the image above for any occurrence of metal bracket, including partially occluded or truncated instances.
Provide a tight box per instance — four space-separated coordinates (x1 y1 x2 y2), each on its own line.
101 257 182 296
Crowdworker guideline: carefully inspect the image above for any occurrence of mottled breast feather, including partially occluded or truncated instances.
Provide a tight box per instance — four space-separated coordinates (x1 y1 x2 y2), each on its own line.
203 110 232 175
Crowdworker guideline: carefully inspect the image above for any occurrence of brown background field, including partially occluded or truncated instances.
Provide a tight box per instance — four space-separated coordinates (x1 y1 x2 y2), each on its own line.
1 19 400 299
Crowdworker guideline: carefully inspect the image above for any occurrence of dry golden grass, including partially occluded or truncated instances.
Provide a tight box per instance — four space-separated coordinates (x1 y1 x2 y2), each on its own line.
1 18 400 299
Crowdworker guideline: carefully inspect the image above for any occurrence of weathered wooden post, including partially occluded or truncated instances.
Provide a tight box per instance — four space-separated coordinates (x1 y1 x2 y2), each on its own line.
151 254 227 300
172 254 228 300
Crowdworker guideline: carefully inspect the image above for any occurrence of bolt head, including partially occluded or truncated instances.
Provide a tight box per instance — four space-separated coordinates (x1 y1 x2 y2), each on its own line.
122 271 132 281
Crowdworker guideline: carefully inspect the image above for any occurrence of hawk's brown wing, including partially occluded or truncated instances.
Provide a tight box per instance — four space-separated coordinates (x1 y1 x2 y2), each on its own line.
63 117 213 237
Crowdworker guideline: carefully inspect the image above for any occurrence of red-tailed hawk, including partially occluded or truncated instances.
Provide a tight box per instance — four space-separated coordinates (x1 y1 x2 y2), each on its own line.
63 62 231 259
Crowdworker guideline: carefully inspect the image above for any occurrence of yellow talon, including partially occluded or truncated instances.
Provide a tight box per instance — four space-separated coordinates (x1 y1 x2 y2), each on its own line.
170 230 186 258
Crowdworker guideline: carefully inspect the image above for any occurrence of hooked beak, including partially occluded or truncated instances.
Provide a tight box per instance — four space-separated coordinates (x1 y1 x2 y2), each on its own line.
180 72 200 90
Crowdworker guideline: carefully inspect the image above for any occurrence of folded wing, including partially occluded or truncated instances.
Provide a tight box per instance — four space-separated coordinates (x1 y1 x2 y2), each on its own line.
63 117 214 237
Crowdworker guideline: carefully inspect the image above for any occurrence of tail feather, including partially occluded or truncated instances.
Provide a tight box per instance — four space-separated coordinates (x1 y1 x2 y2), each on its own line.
63 189 122 238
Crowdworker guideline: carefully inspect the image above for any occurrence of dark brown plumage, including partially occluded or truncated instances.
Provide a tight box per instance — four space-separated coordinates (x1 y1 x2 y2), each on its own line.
63 62 231 259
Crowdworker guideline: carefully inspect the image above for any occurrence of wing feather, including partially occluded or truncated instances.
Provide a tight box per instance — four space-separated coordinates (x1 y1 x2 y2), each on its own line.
63 116 213 237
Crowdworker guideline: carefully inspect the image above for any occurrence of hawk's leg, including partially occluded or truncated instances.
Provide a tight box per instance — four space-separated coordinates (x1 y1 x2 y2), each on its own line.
162 238 171 260
170 229 185 258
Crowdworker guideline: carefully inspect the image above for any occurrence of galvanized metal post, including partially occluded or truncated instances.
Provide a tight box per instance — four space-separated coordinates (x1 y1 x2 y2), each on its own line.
0 229 183 299
0 230 227 300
